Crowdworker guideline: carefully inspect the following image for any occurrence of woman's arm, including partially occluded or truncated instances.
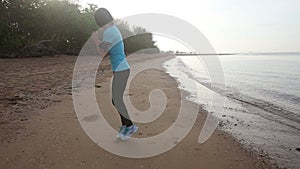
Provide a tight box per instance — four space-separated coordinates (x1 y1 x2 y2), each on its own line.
92 31 111 58
99 41 111 58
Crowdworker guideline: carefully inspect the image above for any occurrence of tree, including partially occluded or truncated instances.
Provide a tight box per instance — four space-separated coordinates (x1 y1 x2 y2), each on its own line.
0 0 159 57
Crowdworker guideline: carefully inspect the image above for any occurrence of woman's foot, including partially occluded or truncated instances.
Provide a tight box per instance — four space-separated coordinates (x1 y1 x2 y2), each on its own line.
117 125 126 138
120 124 139 140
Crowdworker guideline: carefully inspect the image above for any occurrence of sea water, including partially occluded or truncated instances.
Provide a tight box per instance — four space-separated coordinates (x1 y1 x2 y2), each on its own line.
163 53 300 168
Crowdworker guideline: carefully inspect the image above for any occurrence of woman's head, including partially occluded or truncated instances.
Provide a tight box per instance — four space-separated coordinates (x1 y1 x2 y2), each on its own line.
94 8 114 28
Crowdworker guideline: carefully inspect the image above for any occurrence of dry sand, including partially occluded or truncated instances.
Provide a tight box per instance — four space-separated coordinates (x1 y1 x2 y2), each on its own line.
0 55 277 169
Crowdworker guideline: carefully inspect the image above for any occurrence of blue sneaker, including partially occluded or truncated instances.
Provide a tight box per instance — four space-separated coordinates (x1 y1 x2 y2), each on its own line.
117 125 126 138
121 124 139 140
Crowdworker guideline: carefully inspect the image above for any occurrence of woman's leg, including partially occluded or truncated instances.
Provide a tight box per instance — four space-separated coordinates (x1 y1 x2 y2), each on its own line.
112 69 133 127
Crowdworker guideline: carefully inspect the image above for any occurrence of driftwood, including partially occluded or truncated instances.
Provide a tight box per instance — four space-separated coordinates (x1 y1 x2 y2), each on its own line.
0 40 58 58
16 40 58 57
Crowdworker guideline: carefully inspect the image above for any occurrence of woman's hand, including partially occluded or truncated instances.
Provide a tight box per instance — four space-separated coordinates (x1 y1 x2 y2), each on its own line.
92 31 109 58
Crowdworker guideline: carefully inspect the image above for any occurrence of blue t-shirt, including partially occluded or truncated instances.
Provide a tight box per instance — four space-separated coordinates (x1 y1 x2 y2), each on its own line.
102 25 130 72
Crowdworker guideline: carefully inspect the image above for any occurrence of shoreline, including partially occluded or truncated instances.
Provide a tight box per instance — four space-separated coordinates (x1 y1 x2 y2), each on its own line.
167 54 300 169
0 54 278 169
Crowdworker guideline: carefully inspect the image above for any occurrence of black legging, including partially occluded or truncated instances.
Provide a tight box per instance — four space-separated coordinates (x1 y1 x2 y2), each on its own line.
112 69 133 127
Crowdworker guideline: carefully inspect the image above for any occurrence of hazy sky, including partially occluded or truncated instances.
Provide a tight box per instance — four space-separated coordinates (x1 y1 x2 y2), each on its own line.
79 0 300 53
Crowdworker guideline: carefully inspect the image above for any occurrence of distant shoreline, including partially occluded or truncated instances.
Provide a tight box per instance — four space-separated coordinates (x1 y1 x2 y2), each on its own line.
1 51 299 59
174 51 300 56
174 53 237 56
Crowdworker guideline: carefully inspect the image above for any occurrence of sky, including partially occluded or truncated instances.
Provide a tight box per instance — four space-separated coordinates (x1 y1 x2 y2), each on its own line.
79 0 300 53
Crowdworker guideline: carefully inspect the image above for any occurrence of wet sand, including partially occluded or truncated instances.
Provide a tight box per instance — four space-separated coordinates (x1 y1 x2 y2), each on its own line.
0 55 277 169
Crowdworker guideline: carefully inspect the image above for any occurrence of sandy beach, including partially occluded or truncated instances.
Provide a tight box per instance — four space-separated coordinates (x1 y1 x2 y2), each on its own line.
0 55 278 169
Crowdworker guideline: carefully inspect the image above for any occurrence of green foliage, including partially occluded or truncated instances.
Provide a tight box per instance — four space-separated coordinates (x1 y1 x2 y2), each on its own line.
115 20 159 54
0 0 158 56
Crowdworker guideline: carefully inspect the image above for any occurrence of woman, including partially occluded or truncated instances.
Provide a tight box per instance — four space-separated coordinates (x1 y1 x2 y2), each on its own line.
93 8 138 140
